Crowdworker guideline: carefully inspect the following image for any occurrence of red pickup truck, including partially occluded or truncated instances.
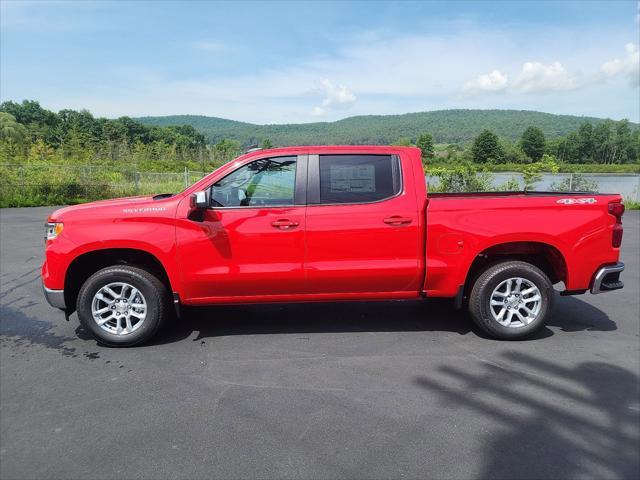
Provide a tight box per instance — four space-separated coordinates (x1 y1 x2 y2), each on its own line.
42 146 625 346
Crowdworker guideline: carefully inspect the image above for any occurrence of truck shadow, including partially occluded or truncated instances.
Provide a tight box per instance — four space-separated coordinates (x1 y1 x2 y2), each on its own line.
140 294 617 346
412 351 640 479
550 295 618 332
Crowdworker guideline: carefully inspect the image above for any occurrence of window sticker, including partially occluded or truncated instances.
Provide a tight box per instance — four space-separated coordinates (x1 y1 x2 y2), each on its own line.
329 164 375 193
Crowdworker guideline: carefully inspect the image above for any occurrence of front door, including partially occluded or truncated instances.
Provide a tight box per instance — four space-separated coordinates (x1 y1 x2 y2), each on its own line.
177 155 307 302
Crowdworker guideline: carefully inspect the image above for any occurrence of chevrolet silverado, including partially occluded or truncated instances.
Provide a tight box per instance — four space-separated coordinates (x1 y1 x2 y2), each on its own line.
42 146 625 346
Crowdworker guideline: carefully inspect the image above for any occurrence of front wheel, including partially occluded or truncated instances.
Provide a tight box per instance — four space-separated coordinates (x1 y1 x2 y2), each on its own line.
468 260 554 340
77 266 169 347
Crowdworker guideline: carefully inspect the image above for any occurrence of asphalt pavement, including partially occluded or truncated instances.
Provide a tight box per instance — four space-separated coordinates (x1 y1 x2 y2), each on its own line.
1 206 639 480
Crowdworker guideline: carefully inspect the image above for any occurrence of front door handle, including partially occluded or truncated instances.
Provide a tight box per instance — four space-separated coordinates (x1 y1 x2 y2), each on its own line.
271 219 299 229
383 216 413 226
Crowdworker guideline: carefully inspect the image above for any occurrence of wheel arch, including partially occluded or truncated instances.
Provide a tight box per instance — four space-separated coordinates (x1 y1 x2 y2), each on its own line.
463 241 568 297
64 248 173 314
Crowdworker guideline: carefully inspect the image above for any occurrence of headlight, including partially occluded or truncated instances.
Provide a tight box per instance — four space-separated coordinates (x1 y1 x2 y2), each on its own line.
45 222 63 242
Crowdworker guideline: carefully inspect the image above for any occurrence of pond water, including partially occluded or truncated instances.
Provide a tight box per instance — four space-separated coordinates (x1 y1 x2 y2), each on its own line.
426 173 640 201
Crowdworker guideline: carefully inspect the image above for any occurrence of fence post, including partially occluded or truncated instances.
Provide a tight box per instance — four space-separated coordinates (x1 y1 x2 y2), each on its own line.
135 170 140 195
184 167 189 188
568 173 573 192
19 165 25 199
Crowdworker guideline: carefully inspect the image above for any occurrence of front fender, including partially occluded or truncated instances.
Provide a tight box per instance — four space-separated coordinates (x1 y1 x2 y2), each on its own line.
42 218 179 294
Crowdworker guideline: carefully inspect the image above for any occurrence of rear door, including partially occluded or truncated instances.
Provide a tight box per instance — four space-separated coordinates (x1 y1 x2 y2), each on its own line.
304 153 423 295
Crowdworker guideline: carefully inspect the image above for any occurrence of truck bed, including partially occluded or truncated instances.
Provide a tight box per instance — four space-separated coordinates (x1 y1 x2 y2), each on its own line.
424 190 623 297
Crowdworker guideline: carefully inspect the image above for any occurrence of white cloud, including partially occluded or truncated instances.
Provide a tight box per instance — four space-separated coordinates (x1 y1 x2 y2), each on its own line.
514 61 578 93
460 61 580 97
601 43 639 86
310 79 356 116
461 70 508 96
192 41 226 52
459 43 638 98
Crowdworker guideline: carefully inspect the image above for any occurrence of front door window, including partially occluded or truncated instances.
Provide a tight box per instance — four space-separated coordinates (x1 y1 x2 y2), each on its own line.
211 157 297 207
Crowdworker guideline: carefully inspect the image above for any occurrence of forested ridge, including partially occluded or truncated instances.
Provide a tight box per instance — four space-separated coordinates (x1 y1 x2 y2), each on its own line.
137 109 638 146
1 100 638 169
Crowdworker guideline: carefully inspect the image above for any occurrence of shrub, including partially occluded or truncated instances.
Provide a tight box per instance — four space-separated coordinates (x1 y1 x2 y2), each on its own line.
522 154 560 190
550 174 599 192
430 162 494 193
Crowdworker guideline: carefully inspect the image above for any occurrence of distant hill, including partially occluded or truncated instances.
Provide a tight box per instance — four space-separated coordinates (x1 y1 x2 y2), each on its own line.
137 109 633 146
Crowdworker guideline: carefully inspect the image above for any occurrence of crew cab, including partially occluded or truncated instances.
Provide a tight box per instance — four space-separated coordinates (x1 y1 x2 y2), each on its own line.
42 146 625 346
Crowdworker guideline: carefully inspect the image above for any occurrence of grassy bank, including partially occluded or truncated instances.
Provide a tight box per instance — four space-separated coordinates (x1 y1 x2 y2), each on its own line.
0 163 206 207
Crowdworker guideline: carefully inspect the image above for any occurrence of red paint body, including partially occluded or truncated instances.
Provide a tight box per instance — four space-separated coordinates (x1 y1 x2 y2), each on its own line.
42 146 624 308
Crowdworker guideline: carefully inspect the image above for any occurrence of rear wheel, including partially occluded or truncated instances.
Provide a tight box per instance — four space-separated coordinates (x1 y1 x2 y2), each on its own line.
77 266 169 346
468 260 554 339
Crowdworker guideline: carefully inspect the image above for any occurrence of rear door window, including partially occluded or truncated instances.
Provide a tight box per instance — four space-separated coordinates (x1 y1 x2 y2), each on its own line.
318 154 401 204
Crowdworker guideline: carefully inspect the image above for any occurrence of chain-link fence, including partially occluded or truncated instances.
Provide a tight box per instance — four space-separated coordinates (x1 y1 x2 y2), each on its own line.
0 164 207 207
1 163 638 208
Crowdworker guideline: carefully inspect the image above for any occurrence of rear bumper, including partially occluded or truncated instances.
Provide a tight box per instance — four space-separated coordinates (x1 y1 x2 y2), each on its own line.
590 263 624 294
42 282 66 309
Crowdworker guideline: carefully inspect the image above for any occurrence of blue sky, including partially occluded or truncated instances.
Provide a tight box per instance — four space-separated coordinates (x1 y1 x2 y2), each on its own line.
1 0 638 123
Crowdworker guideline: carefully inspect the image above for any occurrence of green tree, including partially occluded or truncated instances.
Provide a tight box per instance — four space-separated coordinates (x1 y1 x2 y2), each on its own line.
445 144 461 160
416 132 435 163
28 139 55 162
555 132 581 163
520 126 546 161
260 138 273 149
0 100 60 145
614 119 633 163
0 112 27 145
576 122 594 162
502 140 528 163
0 100 58 128
213 139 242 163
472 129 504 163
593 120 615 164
391 137 413 146
630 129 640 163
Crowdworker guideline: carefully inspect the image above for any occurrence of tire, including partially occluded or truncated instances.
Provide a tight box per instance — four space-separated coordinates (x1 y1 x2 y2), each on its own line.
468 260 554 340
77 265 169 347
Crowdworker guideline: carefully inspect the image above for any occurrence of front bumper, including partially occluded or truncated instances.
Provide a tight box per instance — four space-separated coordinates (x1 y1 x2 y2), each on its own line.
42 282 66 309
590 263 625 294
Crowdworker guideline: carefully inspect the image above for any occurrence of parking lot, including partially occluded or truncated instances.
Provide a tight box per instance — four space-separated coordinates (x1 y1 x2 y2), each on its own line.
1 206 639 479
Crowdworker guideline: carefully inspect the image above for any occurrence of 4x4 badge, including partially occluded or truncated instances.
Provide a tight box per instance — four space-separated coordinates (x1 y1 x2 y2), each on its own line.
556 198 597 205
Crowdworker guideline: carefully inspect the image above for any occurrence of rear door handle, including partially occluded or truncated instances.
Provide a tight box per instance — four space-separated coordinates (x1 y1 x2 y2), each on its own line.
383 216 413 226
271 219 299 229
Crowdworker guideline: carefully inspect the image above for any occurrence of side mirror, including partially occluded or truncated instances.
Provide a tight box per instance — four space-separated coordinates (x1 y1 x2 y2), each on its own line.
192 190 210 209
